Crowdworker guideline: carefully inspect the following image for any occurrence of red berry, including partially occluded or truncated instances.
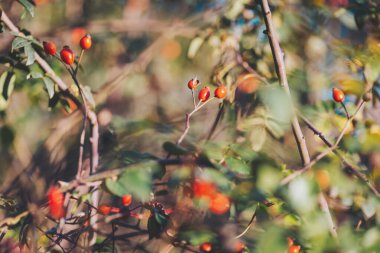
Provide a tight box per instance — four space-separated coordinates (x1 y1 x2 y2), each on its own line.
43 41 57 55
193 179 216 199
214 86 227 99
235 241 245 252
188 78 199 89
121 194 133 206
80 34 92 50
289 245 301 253
60 46 74 65
209 192 230 215
98 204 112 215
47 186 65 219
332 88 345 103
198 87 211 102
200 242 212 252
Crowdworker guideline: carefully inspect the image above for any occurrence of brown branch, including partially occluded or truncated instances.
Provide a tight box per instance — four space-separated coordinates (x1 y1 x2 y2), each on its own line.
299 113 379 196
281 101 366 186
259 0 310 166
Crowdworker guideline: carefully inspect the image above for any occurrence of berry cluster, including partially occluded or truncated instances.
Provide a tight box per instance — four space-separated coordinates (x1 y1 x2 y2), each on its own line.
187 77 227 101
200 241 246 253
43 34 92 65
193 179 231 215
98 194 133 215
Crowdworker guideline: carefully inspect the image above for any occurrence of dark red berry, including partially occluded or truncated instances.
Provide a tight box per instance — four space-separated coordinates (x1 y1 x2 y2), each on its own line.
198 87 211 102
80 34 92 50
60 46 74 65
43 41 57 55
188 78 199 89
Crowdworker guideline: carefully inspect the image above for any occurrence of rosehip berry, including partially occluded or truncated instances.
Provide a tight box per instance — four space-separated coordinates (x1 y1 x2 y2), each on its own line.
214 86 227 99
332 88 345 103
121 194 133 206
60 46 74 65
98 204 112 215
235 241 245 252
200 242 212 252
188 78 199 89
193 179 216 199
43 41 57 56
289 245 301 253
80 34 92 50
209 192 230 215
198 87 211 102
47 186 65 219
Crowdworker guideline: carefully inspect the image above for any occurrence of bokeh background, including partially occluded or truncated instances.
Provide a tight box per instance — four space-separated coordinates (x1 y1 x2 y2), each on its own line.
0 0 380 252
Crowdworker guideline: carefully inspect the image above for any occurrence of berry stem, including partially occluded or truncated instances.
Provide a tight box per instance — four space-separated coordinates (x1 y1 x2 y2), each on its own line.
75 49 85 76
341 102 350 119
176 98 215 145
191 89 196 109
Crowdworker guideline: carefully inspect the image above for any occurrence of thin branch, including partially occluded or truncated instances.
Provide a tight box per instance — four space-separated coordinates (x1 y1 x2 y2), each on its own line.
299 113 379 196
259 0 310 165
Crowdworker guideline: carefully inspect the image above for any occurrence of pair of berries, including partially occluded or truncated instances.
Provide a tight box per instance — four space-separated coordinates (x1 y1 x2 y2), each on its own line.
98 194 133 215
187 78 227 101
288 237 301 253
193 179 231 215
47 186 65 219
43 34 92 65
200 241 245 252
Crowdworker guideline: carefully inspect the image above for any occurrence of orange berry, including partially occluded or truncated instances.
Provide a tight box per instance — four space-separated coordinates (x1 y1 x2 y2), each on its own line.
236 73 260 94
43 41 57 55
235 241 245 252
214 86 227 99
209 192 230 215
47 186 65 219
200 242 212 252
289 245 301 253
332 88 345 103
60 46 74 65
121 194 133 206
198 87 211 102
188 78 200 89
98 205 112 215
80 34 92 50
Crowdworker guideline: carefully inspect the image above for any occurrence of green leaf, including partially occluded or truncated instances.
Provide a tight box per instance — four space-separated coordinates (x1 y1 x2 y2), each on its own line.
225 157 251 176
18 0 34 17
26 72 43 79
0 71 16 111
163 141 189 156
105 162 158 202
43 77 55 99
249 126 266 151
24 44 36 65
12 37 29 51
